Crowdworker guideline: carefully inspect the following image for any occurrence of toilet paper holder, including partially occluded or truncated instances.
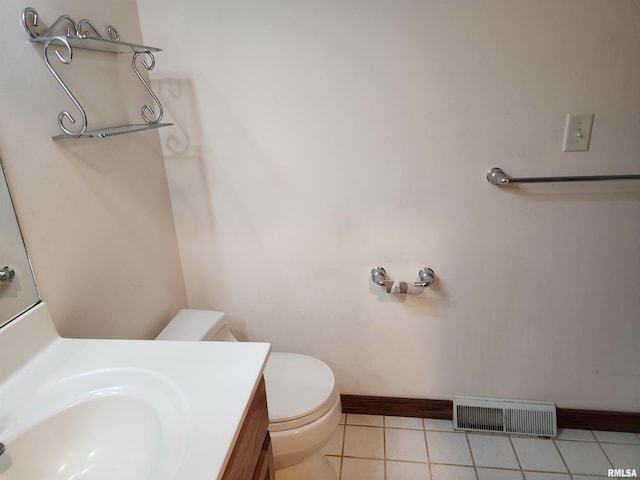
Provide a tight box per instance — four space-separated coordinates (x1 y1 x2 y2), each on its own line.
371 266 435 290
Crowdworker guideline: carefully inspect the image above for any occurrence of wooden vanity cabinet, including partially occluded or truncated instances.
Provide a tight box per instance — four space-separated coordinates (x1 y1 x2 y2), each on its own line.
222 376 275 480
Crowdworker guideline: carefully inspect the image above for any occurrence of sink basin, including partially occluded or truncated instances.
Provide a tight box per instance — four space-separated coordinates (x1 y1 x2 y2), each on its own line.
2 396 159 479
0 368 189 480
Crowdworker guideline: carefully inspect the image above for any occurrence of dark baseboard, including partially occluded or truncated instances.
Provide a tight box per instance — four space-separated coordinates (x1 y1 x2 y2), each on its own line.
341 394 452 420
341 394 640 433
556 408 640 433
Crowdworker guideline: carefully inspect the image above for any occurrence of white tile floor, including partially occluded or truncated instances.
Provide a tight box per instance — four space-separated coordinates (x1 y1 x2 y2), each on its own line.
322 414 640 480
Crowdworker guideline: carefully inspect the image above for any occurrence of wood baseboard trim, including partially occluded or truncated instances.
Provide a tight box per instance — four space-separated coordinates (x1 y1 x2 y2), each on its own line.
341 394 452 420
555 408 640 433
340 395 640 433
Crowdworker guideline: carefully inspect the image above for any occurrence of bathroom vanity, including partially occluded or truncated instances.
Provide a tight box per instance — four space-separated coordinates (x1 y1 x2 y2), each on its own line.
222 377 275 480
0 303 273 480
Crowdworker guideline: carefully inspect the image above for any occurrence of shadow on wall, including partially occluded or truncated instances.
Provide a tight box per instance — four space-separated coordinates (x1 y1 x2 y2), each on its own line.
151 77 221 306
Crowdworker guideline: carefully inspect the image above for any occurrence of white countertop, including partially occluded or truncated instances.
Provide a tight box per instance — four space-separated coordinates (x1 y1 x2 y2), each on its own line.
0 303 271 480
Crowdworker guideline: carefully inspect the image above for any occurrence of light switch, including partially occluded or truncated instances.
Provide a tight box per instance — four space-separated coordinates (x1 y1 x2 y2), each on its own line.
562 113 594 152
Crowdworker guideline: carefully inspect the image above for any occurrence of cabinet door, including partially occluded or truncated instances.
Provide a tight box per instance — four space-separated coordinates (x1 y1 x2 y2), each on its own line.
252 434 275 480
222 377 271 480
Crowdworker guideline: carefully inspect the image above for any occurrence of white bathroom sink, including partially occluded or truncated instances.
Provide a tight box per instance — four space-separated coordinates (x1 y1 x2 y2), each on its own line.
0 368 188 480
2 396 163 479
0 304 271 480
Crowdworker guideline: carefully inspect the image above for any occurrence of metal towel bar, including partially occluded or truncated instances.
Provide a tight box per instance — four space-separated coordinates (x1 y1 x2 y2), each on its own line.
487 167 640 186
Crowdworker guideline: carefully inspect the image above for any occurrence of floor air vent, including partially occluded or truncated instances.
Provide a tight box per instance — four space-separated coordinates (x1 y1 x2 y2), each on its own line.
453 395 557 437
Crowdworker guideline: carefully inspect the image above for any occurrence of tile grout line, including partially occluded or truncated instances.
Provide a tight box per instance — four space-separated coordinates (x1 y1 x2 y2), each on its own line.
464 431 481 480
422 419 434 480
339 414 347 480
506 434 525 478
552 435 576 480
382 415 387 480
592 430 616 473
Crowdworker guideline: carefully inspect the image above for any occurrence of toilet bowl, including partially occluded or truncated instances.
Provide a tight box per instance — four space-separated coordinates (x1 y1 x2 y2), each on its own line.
156 309 341 480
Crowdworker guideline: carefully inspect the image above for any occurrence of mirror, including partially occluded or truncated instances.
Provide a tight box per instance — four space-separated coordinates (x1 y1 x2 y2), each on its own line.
0 157 40 327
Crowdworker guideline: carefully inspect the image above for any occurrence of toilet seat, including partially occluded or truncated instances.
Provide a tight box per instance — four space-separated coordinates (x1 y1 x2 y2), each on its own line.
265 352 339 432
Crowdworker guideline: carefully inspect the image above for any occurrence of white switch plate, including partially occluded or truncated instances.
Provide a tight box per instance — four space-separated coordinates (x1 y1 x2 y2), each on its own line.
562 113 594 152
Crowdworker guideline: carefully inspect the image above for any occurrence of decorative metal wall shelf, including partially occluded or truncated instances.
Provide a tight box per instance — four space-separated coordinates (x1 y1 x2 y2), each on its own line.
22 7 172 139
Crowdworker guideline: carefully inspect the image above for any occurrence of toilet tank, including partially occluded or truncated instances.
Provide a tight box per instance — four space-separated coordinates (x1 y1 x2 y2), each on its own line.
155 309 238 342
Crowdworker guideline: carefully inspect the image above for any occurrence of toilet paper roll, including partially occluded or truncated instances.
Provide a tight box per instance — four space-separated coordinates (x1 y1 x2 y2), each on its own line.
386 281 409 294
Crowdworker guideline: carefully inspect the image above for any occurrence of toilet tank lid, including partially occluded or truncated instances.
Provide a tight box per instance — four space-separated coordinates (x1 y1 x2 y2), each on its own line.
155 309 227 341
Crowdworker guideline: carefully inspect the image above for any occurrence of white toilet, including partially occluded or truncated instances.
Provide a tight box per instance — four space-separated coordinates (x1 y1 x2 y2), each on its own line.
156 309 341 480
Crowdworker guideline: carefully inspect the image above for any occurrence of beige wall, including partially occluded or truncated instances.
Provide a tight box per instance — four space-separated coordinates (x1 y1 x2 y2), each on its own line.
0 0 187 338
138 0 640 411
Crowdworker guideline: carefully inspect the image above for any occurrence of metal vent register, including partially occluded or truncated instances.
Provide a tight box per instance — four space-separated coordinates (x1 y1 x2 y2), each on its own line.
453 396 557 437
